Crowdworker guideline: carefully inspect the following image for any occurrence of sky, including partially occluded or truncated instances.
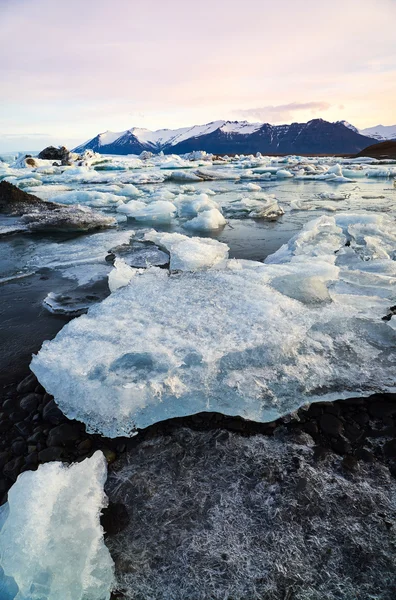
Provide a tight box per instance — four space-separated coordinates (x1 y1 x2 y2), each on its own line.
0 0 396 151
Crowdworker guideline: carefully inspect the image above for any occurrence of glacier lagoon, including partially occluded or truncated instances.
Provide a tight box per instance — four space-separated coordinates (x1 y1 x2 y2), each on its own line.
0 149 396 598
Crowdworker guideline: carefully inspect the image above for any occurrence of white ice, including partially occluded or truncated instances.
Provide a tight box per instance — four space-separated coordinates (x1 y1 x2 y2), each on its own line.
117 200 177 223
144 231 229 271
31 212 396 437
0 452 114 600
183 208 227 231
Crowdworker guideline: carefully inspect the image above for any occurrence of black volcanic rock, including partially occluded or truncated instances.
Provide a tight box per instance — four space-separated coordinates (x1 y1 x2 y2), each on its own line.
75 119 375 156
37 145 72 164
0 181 115 232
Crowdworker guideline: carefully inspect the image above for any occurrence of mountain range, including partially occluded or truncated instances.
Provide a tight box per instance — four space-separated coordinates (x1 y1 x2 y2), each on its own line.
74 118 396 156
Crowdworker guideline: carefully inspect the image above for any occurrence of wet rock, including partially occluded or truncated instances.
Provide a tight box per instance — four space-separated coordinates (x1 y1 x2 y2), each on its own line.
47 423 82 447
3 457 24 481
0 479 8 497
38 446 65 463
101 502 130 536
0 181 115 232
368 400 396 420
3 398 18 413
330 436 351 455
344 422 363 443
352 411 369 426
319 413 344 436
101 447 117 464
313 446 329 461
0 451 11 470
0 418 12 433
9 410 27 423
11 440 27 457
14 421 31 437
20 393 41 413
37 145 71 164
25 452 38 467
302 420 318 436
16 373 37 395
342 455 359 472
27 431 45 444
383 439 396 458
77 439 93 455
356 448 375 463
42 399 65 424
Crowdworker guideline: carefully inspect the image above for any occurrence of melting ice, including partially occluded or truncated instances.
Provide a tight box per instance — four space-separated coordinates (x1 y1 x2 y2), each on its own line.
0 452 114 600
31 213 396 437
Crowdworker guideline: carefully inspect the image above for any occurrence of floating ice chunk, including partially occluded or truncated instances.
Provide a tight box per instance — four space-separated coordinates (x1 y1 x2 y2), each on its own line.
118 200 177 223
26 230 134 284
194 169 240 181
183 208 226 231
290 199 336 212
366 168 395 178
51 190 126 208
223 196 284 220
144 231 229 271
0 452 114 600
315 192 351 201
276 169 293 178
176 193 219 218
327 164 343 176
108 258 139 292
43 286 106 315
245 182 262 191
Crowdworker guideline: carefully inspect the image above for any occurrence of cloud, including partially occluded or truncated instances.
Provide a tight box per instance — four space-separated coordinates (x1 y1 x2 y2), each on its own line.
237 102 332 123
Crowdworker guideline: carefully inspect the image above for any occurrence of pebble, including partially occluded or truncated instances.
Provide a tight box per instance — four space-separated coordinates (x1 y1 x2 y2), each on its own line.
20 393 42 413
3 456 24 481
38 447 66 463
16 373 37 395
47 423 82 447
42 399 65 424
319 414 344 436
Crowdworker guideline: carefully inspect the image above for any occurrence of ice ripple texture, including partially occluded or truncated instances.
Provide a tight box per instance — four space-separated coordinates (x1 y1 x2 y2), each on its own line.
31 212 396 437
0 452 114 600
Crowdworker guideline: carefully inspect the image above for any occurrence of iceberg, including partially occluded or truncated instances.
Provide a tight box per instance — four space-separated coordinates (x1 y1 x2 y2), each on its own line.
117 200 177 223
31 213 396 437
183 208 226 231
144 231 229 271
0 452 114 600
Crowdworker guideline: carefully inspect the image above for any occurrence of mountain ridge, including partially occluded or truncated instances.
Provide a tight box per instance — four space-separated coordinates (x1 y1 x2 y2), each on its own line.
74 119 378 156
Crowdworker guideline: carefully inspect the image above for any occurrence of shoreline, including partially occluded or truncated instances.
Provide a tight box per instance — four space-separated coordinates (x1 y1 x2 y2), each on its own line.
1 369 396 506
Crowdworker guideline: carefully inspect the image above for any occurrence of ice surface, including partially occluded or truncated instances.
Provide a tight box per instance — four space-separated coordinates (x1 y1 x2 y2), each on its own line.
31 213 396 437
27 230 134 283
106 428 396 600
0 452 114 600
222 196 284 220
175 193 219 218
51 190 127 208
118 200 177 223
183 208 227 231
144 231 229 271
108 259 139 292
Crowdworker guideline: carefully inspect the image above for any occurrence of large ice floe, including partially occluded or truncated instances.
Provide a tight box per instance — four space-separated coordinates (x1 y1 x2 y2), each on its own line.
31 212 396 437
0 452 114 600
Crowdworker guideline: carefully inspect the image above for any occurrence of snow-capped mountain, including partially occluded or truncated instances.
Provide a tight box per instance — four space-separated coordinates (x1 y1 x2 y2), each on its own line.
359 124 396 142
74 119 375 155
